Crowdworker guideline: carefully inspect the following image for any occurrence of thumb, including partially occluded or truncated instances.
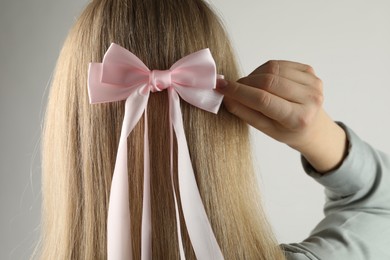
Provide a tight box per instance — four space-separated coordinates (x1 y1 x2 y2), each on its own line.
215 78 241 98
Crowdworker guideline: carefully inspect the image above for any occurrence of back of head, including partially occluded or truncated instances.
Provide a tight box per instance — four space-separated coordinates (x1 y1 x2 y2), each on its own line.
40 0 285 259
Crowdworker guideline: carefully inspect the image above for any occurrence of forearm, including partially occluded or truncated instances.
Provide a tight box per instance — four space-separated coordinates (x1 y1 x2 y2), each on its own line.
286 124 390 259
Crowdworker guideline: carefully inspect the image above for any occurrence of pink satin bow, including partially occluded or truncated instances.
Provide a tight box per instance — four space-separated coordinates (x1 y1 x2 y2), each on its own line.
88 43 224 260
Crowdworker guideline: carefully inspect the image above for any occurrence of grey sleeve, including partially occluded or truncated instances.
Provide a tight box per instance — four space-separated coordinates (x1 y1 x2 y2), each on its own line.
282 123 390 260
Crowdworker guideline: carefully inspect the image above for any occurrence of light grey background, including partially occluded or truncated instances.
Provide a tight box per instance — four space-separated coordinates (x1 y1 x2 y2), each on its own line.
1 0 389 259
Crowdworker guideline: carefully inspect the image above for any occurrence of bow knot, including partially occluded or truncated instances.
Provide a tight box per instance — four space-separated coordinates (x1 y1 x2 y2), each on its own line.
88 43 224 260
149 70 172 92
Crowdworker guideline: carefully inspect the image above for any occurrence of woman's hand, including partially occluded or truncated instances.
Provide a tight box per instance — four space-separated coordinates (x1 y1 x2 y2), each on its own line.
216 60 347 173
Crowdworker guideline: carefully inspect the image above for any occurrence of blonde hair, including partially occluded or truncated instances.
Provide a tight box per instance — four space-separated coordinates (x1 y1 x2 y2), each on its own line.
39 0 286 259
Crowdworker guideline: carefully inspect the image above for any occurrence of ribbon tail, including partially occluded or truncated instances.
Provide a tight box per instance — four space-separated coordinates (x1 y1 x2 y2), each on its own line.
107 88 150 260
167 88 187 259
141 107 152 260
169 89 224 260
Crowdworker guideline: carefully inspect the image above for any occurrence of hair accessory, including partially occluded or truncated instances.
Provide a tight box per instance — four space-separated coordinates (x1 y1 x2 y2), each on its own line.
88 43 224 260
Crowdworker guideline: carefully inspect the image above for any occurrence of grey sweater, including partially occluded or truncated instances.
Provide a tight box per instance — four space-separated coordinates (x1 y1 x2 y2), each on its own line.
281 124 390 260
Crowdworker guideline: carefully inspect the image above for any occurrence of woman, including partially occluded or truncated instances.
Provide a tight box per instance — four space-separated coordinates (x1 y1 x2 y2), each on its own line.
39 0 390 259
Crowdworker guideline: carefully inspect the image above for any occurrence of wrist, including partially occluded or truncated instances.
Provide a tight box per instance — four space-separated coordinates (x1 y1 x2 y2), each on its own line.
292 111 348 173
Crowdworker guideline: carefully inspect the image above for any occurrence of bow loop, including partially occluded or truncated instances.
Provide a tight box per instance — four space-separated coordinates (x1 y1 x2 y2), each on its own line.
171 48 217 90
88 43 151 104
102 44 149 87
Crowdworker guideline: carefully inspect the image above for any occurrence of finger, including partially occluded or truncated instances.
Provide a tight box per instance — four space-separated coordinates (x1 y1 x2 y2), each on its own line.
279 67 320 86
237 74 309 104
249 60 316 76
246 62 320 86
278 60 316 74
217 79 297 124
222 97 276 133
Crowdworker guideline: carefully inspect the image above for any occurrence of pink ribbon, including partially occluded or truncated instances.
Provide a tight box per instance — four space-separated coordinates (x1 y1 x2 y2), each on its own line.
88 43 224 260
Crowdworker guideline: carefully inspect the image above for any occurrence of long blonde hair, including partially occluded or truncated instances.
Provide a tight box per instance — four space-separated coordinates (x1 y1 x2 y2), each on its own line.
40 0 286 259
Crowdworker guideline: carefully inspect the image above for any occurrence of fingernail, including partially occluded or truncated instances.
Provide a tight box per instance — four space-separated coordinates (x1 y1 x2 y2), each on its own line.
217 79 229 89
